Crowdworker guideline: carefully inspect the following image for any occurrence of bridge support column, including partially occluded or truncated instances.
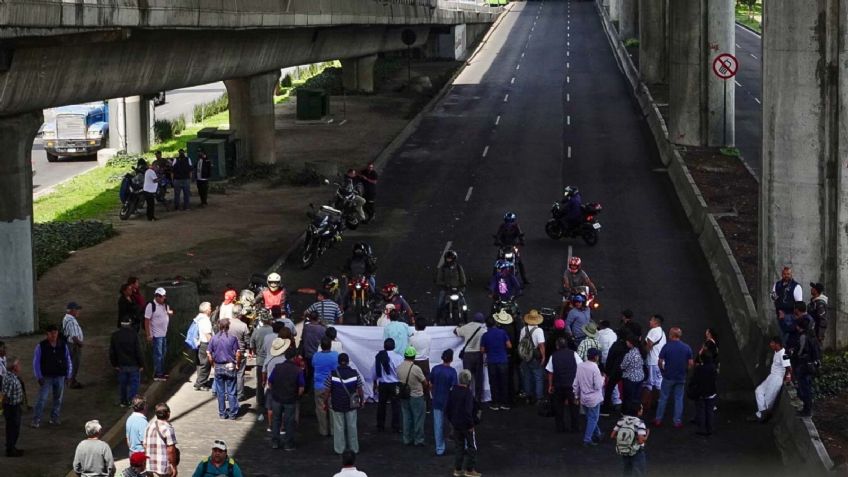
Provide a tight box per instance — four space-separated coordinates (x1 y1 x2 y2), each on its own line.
225 70 281 165
638 0 667 84
342 55 378 93
668 0 734 147
0 111 42 335
761 1 848 349
108 97 154 153
619 0 638 40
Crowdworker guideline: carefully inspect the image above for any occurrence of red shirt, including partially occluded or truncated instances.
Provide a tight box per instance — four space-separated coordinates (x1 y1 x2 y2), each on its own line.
262 289 287 309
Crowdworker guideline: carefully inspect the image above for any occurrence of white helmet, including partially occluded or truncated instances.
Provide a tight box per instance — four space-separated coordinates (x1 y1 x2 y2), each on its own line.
267 272 282 290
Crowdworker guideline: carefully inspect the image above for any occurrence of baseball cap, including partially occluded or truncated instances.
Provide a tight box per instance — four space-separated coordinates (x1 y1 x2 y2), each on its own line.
212 439 228 451
129 452 148 467
66 302 82 310
404 346 417 358
154 287 167 296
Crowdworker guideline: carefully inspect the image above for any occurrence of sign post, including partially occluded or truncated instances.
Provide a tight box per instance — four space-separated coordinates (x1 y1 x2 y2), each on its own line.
712 53 738 147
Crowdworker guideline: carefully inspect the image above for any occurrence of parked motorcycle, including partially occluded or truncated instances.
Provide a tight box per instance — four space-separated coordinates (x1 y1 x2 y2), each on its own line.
545 202 603 246
301 204 344 269
332 181 366 230
119 167 146 220
439 288 468 326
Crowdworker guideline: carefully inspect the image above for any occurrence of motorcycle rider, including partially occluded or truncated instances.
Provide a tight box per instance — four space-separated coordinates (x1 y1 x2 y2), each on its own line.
322 275 344 308
343 242 377 292
435 250 467 317
562 257 597 296
342 169 368 222
261 272 289 314
494 212 529 284
381 283 414 323
489 260 522 302
358 162 379 219
561 185 584 231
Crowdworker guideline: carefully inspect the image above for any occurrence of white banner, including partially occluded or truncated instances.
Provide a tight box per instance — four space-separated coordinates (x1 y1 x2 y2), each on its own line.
333 325 490 401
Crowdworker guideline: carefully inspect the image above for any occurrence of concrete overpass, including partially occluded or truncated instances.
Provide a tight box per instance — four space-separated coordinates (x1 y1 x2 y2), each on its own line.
611 0 848 350
0 0 499 335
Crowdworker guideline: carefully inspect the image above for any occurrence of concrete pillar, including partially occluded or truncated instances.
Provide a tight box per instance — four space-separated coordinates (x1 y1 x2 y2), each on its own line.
638 0 667 84
108 97 153 153
619 0 638 40
225 70 281 165
760 1 847 349
341 55 378 93
0 111 42 335
609 0 621 22
668 0 734 147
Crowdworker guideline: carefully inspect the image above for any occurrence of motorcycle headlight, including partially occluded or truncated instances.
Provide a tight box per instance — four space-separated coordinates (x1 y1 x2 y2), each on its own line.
461 305 468 311
504 253 514 259
449 294 460 301
355 284 362 290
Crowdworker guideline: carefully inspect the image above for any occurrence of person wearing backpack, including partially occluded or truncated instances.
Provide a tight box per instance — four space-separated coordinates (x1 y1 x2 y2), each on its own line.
191 439 244 477
144 288 173 381
190 303 213 391
518 310 547 403
611 403 649 476
792 319 819 417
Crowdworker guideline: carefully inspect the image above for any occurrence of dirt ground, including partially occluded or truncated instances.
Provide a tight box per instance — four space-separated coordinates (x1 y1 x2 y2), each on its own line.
8 59 459 477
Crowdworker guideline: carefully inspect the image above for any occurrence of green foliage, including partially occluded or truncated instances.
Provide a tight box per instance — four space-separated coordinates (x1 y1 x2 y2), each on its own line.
624 38 640 48
281 74 293 88
720 147 741 157
815 351 848 399
300 67 344 94
153 116 186 143
193 93 229 123
106 152 146 169
734 0 761 33
33 221 116 276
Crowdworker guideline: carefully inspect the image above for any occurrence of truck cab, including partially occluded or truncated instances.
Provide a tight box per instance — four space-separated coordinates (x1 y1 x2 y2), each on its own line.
40 102 109 162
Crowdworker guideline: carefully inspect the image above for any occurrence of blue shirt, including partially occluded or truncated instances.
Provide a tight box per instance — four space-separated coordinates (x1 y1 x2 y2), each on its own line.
312 350 339 390
125 412 147 453
480 327 510 365
383 322 411 357
566 307 591 339
192 458 244 477
208 332 239 364
430 364 458 411
658 340 693 381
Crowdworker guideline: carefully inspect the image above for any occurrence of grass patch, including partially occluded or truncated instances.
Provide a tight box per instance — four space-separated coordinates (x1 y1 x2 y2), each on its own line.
624 38 640 48
720 147 741 157
735 0 761 33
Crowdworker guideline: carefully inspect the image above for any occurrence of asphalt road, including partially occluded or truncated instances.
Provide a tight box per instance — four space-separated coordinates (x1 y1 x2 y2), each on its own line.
733 24 763 178
220 1 784 475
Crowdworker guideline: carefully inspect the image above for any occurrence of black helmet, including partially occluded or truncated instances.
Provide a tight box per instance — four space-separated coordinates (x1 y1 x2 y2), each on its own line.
444 250 458 262
353 242 371 256
504 212 517 223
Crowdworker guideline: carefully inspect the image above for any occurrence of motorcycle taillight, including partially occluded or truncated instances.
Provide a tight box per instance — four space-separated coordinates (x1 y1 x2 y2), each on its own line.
586 215 594 221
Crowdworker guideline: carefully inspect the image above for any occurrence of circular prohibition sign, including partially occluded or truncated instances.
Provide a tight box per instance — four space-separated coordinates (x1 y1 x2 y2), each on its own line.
712 53 738 80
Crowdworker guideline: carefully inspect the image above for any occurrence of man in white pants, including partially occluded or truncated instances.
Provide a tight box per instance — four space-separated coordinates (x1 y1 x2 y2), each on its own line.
749 337 792 422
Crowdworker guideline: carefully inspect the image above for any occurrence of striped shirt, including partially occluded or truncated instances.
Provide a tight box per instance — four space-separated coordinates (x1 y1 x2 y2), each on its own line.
63 314 84 343
1 373 24 405
306 299 342 325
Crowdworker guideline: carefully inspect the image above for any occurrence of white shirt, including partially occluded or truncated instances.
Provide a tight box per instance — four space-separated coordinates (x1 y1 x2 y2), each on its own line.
333 467 368 477
409 331 432 361
331 340 344 353
519 325 546 347
597 328 617 363
144 301 170 338
143 169 158 193
771 281 803 302
545 352 583 372
377 315 390 327
219 303 234 321
646 327 665 366
194 313 212 345
769 348 791 377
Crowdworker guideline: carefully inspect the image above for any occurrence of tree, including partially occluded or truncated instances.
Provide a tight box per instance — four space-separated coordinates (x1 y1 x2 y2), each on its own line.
739 0 758 23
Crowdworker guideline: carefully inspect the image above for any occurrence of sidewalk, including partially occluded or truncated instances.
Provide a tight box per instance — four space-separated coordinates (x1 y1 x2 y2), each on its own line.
5 59 461 477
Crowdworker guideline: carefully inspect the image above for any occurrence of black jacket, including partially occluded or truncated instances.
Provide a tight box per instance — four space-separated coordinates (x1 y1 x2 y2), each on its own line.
109 326 144 368
118 295 140 330
605 340 628 377
688 361 717 399
446 385 479 430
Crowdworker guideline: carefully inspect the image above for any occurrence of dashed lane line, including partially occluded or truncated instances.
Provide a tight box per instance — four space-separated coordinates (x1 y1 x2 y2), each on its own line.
495 115 501 126
482 145 490 158
465 187 473 202
504 94 509 102
567 146 572 158
754 98 761 104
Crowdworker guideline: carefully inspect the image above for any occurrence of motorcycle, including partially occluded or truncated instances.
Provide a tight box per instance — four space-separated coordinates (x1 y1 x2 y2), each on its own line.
545 202 603 246
560 285 601 314
332 181 366 230
346 275 377 325
119 167 146 220
439 288 469 326
301 204 344 269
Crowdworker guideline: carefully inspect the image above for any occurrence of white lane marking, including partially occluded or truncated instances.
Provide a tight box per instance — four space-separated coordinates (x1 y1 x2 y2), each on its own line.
567 93 570 102
567 76 570 83
737 24 762 38
504 94 509 102
522 52 525 58
567 51 570 57
567 115 571 125
735 80 742 87
567 25 570 30
516 64 521 70
511 77 515 84
495 115 501 126
735 43 740 48
567 41 570 47
567 146 572 158
465 187 473 202
754 98 761 104
482 145 490 158
437 241 453 268
567 62 570 69
750 53 758 60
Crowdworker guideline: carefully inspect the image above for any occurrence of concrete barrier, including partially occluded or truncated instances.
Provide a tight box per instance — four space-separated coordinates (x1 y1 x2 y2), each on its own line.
595 0 835 471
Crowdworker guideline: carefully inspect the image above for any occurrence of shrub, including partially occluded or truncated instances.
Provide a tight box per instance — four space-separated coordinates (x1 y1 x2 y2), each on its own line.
624 38 640 48
300 67 344 94
33 220 116 276
193 93 229 123
281 74 293 88
106 152 146 169
154 116 186 143
815 351 848 399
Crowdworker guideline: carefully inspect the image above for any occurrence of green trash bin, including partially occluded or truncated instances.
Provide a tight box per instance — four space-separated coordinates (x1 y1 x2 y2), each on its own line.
297 88 328 120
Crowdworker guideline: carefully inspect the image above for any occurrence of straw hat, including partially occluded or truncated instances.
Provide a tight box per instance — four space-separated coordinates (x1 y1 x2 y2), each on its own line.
269 338 292 357
493 309 513 325
582 321 599 338
523 309 543 326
